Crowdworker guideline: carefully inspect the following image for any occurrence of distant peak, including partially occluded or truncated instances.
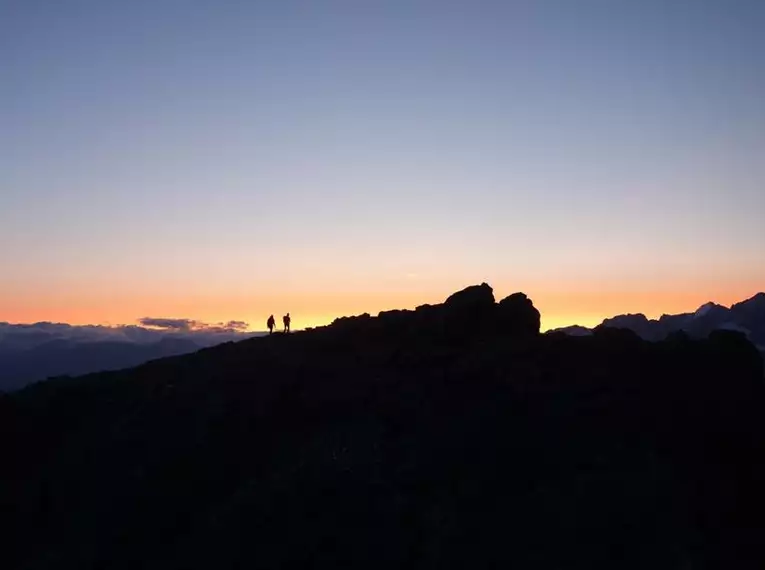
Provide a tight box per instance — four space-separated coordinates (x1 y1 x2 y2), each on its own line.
603 313 648 322
694 302 725 319
730 292 765 312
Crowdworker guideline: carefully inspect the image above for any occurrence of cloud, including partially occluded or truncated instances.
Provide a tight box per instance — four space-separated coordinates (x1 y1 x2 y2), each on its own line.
137 318 250 333
138 317 198 331
223 320 248 331
0 319 263 390
0 318 257 352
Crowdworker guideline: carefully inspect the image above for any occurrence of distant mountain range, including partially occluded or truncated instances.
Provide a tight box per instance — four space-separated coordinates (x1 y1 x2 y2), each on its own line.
552 292 765 351
0 322 262 391
3 292 762 391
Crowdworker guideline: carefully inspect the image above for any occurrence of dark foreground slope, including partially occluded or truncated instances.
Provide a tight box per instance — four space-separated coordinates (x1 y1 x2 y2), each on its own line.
2 284 765 570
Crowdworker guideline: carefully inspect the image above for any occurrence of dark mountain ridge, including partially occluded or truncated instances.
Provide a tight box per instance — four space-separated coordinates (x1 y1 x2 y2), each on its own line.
0 337 200 391
555 292 765 351
0 325 262 391
2 284 764 569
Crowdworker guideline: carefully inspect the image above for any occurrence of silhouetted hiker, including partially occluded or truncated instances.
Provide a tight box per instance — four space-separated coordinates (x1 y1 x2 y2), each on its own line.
283 313 291 333
267 314 275 334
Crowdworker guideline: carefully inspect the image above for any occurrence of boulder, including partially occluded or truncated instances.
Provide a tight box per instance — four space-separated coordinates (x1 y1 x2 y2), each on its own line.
442 283 496 340
497 292 541 337
329 313 372 332
376 309 412 334
444 282 496 309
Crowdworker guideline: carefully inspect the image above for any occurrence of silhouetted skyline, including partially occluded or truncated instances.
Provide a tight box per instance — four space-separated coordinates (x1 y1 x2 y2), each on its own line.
2 0 764 329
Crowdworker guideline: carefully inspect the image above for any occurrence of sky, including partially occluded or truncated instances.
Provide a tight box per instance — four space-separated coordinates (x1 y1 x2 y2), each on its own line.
2 0 764 331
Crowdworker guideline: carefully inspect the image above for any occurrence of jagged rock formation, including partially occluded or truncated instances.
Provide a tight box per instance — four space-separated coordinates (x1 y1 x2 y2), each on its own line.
332 283 540 342
1 284 764 570
554 292 765 352
730 293 765 348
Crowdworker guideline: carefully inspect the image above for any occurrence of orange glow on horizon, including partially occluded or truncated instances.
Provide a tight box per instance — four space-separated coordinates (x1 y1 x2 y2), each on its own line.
2 279 762 334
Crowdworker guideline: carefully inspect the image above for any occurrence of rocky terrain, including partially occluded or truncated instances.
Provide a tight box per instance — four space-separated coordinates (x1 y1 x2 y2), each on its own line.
2 284 764 569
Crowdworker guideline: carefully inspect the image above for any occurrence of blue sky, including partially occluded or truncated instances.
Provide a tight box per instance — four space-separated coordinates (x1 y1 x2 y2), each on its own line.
2 0 764 328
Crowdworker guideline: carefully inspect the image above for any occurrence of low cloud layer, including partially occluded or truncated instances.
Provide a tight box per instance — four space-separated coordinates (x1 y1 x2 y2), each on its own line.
138 317 251 333
0 317 258 351
0 318 263 391
138 318 199 331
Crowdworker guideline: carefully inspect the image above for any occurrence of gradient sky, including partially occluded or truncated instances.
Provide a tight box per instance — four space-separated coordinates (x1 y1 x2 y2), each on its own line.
2 0 764 331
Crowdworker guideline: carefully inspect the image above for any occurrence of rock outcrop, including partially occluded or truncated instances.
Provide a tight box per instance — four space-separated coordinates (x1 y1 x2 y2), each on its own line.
497 291 541 336
328 283 540 342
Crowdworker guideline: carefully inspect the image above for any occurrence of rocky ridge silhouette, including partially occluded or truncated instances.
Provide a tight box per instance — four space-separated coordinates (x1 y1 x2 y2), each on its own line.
1 284 764 569
554 292 765 353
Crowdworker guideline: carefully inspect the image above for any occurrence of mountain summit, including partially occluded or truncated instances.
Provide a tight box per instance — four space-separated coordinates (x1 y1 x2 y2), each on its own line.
557 292 765 351
2 284 764 569
694 301 726 319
